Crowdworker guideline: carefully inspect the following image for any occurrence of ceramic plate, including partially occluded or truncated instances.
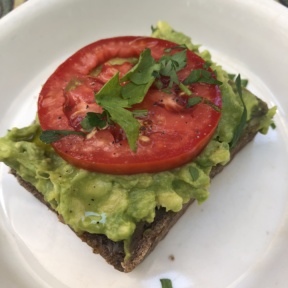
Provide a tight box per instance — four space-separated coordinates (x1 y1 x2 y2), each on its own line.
0 0 288 287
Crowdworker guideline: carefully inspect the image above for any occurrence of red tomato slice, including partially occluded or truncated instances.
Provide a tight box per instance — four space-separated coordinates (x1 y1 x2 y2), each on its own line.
38 36 222 175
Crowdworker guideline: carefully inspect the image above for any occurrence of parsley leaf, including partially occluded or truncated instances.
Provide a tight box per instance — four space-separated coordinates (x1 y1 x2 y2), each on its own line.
95 72 140 151
40 130 85 144
160 279 173 288
121 49 159 106
230 74 248 148
183 69 222 85
164 44 188 53
158 49 187 87
189 166 200 181
187 96 202 107
80 111 108 131
132 109 148 117
121 49 159 85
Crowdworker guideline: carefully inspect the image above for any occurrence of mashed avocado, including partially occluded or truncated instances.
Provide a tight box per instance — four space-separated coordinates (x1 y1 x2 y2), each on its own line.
0 22 276 255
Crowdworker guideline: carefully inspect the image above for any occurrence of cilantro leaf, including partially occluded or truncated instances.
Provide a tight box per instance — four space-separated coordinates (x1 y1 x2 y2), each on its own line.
40 130 85 144
230 74 248 148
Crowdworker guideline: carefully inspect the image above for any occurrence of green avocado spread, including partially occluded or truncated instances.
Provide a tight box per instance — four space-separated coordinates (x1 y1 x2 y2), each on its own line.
0 22 276 257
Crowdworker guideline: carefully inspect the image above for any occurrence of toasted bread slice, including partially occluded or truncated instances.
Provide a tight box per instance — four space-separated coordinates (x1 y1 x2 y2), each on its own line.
10 96 269 272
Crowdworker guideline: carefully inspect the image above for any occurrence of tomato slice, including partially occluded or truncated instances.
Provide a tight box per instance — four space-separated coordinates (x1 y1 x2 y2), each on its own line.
38 36 222 175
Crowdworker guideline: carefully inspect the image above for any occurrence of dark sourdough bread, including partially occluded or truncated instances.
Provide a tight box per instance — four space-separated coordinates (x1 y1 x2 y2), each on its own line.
10 96 269 272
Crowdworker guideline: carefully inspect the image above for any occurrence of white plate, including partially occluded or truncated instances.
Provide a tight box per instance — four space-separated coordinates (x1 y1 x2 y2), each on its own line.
1 0 288 287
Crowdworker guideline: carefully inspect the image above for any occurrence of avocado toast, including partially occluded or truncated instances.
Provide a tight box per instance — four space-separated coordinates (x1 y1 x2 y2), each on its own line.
0 22 276 272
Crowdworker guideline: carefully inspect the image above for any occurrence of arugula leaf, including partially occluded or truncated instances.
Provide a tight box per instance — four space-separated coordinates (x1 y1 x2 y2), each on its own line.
40 130 85 144
230 74 248 148
160 279 173 288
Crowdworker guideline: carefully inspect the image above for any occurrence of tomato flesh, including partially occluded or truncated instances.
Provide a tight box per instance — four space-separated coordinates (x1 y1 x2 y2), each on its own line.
38 36 222 175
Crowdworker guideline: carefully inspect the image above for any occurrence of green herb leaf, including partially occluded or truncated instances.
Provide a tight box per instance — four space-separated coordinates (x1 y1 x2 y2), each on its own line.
187 96 202 108
132 109 148 118
122 78 155 106
96 72 129 108
228 73 248 87
183 69 222 85
160 279 173 288
270 122 277 129
95 72 140 151
107 105 140 152
158 49 187 87
164 44 188 53
189 166 200 181
179 82 192 96
80 111 108 131
230 74 248 148
121 49 159 85
40 130 85 144
203 61 212 69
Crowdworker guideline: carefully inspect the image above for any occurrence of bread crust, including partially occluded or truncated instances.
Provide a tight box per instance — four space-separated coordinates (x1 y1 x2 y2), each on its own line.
10 97 268 272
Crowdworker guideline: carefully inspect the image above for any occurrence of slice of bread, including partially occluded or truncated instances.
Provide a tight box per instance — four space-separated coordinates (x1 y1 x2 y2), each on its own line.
10 95 269 272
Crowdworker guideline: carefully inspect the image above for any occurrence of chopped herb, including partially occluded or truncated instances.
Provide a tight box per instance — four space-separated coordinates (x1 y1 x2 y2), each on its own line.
160 279 173 288
189 166 199 181
164 44 188 53
186 96 221 112
187 96 202 108
270 122 277 129
241 79 249 88
179 82 192 96
203 61 212 69
151 25 157 33
228 73 249 87
183 69 222 85
121 49 158 86
230 74 248 148
80 111 108 131
132 109 148 118
157 49 187 87
228 73 236 80
95 72 140 152
40 130 85 144
203 98 221 112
